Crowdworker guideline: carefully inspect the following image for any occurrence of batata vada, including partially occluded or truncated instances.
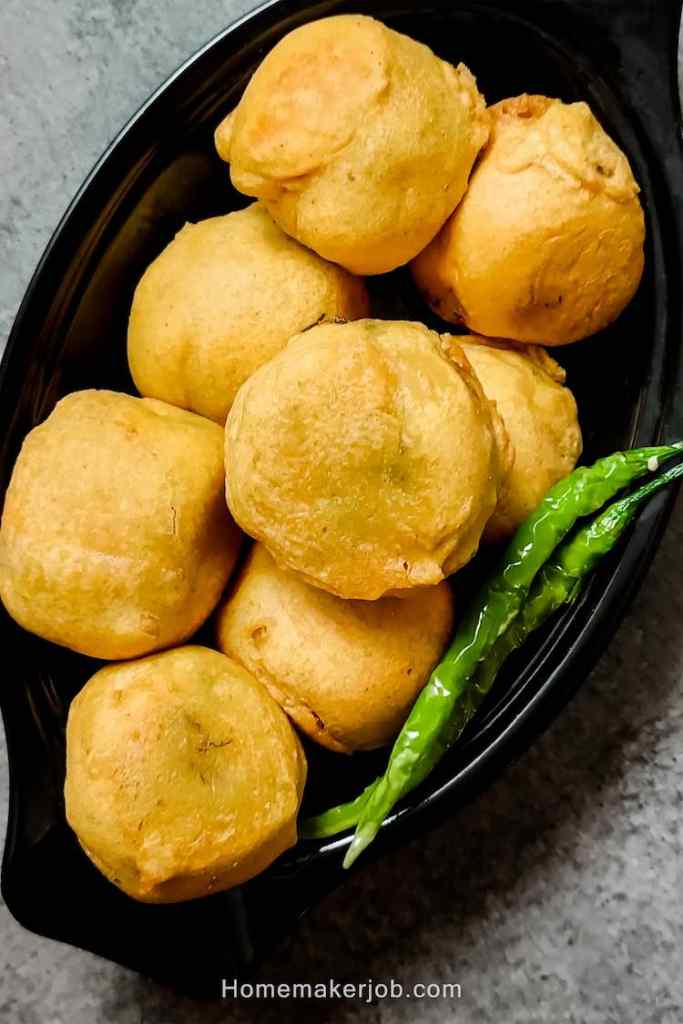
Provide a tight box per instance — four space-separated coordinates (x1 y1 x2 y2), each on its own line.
0 391 241 659
225 320 509 599
459 336 582 540
216 544 455 753
412 94 645 344
215 15 489 274
128 203 369 423
65 646 306 902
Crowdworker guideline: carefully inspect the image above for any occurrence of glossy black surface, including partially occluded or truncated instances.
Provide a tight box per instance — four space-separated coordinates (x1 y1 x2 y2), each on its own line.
1 0 682 996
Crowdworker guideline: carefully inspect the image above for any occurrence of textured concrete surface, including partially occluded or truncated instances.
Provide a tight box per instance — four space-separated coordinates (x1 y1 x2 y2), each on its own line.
1 2 683 1021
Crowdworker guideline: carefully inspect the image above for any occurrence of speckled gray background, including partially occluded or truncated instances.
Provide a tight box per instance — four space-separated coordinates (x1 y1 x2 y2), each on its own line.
1 2 683 1021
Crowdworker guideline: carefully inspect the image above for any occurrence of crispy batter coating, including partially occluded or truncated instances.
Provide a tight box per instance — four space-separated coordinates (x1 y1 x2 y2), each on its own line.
65 646 307 902
459 336 582 540
0 391 242 659
225 320 507 599
215 15 489 274
127 203 368 423
412 95 645 344
216 544 455 752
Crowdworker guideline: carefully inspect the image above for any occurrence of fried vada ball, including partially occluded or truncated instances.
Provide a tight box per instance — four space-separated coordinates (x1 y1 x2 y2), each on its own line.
225 320 509 600
65 646 306 902
459 336 582 540
214 15 489 275
127 203 369 423
412 94 645 344
216 544 455 753
0 391 242 660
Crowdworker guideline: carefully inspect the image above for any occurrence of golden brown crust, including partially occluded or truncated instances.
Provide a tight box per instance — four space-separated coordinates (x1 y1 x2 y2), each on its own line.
225 320 506 599
492 93 553 122
65 646 306 902
411 94 645 344
0 391 242 659
215 15 489 274
459 335 582 539
223 17 391 186
127 203 368 423
216 545 455 752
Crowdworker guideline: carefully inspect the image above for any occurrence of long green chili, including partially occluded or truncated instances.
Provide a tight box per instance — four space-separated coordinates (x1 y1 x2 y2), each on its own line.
472 459 683 699
301 443 683 858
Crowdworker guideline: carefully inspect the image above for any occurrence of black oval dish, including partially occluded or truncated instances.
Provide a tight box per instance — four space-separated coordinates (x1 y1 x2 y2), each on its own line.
2 0 683 996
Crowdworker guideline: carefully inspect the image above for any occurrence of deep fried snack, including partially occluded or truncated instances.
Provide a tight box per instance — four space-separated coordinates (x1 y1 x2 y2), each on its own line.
412 95 645 344
0 391 241 659
216 544 455 752
215 15 489 274
128 203 368 422
65 646 307 902
225 320 509 599
459 336 582 540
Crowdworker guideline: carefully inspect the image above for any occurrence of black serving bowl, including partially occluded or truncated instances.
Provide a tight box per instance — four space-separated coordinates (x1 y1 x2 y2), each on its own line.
2 0 683 996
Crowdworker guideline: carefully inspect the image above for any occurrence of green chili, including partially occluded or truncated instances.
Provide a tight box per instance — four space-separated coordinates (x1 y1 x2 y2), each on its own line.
303 443 682 864
301 783 377 840
472 459 683 699
342 444 682 867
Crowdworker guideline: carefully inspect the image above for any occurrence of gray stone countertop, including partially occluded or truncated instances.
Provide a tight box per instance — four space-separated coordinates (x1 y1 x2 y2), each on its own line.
1 2 682 1021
